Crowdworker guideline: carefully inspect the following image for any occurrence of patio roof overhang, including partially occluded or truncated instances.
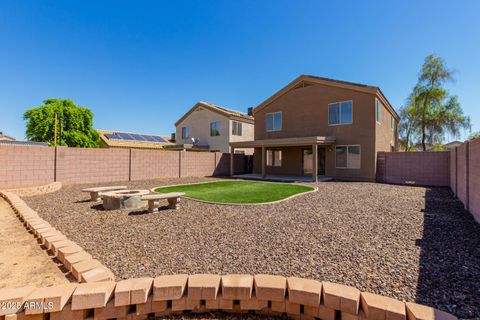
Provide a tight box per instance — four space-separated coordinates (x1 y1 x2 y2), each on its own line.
229 136 336 148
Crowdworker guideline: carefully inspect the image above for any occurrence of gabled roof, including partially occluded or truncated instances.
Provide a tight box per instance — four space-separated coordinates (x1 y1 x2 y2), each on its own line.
97 129 173 150
175 101 254 127
253 74 400 120
0 133 16 141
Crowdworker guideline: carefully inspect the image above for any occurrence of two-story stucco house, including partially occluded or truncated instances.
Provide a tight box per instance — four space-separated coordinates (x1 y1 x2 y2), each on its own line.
230 75 399 181
175 101 254 154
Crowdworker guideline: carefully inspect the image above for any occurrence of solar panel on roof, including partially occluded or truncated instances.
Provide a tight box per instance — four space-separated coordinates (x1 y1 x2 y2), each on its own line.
117 133 134 140
152 136 166 142
141 135 157 142
129 134 146 141
105 133 121 140
105 132 167 143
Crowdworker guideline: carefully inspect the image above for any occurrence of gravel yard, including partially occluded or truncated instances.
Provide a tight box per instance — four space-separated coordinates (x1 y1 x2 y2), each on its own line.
24 177 480 319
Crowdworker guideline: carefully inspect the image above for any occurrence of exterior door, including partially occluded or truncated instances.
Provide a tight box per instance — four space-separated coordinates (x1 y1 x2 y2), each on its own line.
303 149 313 175
303 147 326 176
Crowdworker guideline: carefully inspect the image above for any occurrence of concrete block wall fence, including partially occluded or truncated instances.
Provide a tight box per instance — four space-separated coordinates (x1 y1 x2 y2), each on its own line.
55 147 130 185
0 145 243 188
376 151 450 187
376 142 480 222
450 138 480 222
0 145 55 189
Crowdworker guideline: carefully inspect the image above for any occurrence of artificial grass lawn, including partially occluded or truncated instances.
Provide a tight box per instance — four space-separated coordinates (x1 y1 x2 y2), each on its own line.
154 180 314 204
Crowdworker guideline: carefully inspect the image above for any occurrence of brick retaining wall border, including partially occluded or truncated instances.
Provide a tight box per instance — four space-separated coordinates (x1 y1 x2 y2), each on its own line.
3 182 62 197
0 274 457 320
0 192 457 319
0 191 115 285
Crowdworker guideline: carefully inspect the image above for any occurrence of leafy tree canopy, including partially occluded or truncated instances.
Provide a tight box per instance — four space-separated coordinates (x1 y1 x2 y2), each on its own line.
24 98 99 148
398 54 471 151
470 131 480 140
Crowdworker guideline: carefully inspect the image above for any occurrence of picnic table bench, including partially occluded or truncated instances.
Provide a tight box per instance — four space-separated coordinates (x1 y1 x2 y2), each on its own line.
82 186 127 201
141 192 185 212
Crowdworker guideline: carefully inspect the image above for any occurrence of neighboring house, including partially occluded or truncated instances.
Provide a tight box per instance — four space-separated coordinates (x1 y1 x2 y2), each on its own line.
0 132 15 141
443 140 463 150
175 101 254 154
97 129 174 150
0 132 48 146
0 140 48 147
230 75 399 182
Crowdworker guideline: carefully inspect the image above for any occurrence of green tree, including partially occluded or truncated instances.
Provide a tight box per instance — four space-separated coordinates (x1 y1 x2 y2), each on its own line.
470 131 480 140
24 98 99 147
413 54 470 150
398 87 421 151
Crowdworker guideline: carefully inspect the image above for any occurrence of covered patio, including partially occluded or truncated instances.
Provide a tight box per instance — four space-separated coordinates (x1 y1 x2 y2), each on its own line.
230 136 336 182
232 173 332 183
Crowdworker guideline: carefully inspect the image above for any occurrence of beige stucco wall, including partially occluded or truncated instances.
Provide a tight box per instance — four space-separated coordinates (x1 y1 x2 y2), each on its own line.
375 97 397 154
176 107 254 154
229 119 254 155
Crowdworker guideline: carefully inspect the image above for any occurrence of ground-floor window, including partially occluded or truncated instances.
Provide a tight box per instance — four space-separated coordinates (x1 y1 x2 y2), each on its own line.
335 145 361 169
266 149 282 167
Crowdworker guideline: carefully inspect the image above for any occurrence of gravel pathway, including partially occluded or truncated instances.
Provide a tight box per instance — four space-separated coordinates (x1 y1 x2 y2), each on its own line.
24 178 480 319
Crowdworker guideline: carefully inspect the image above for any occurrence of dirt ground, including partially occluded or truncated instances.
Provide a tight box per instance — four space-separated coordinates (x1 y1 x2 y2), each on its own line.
0 198 72 289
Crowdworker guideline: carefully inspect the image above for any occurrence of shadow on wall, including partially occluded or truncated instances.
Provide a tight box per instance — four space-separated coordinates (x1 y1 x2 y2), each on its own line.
213 154 250 176
416 188 480 319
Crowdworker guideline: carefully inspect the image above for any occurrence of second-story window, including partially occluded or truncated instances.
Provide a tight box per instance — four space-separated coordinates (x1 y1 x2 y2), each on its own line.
376 99 383 123
390 115 394 130
210 121 221 136
328 101 352 125
266 112 282 132
232 121 242 136
181 126 190 139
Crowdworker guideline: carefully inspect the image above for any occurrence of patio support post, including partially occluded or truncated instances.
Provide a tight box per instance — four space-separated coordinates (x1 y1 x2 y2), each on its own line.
312 143 318 183
261 146 266 179
230 146 235 176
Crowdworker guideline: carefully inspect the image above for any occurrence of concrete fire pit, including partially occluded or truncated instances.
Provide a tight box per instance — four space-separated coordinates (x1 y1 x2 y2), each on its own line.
102 189 150 210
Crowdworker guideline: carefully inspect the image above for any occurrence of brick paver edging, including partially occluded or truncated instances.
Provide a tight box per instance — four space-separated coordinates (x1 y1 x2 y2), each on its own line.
3 182 62 197
0 191 115 284
151 180 318 206
0 274 457 320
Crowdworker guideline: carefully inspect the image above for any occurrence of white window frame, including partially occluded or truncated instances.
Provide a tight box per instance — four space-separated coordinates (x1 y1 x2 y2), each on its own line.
266 149 282 167
335 145 361 169
328 100 353 126
232 121 243 136
390 115 394 131
376 99 383 124
181 126 190 139
266 112 282 132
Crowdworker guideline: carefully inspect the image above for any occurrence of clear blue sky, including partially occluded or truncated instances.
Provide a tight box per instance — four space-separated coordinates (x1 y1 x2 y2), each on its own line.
1 0 478 140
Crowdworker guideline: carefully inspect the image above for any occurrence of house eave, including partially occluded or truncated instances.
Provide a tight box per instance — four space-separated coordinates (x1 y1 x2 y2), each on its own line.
229 136 336 148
